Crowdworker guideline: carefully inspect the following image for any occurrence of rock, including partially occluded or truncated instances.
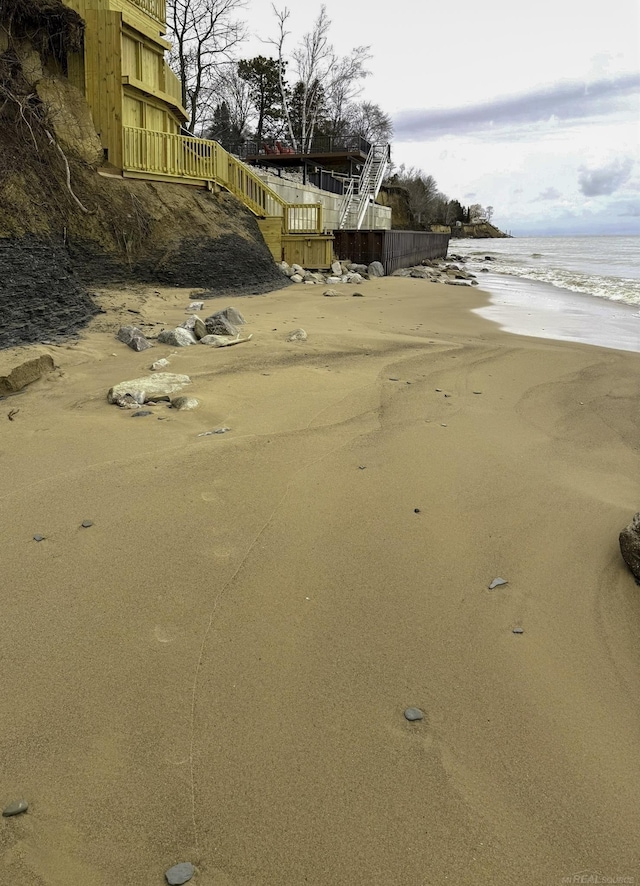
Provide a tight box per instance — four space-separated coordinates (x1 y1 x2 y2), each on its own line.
204 314 238 337
619 513 640 583
187 301 204 312
368 261 385 277
323 289 340 297
404 708 424 722
287 328 307 342
290 274 304 283
0 354 55 396
512 627 524 634
325 276 341 284
2 800 28 817
171 396 199 411
180 315 207 340
81 520 93 528
131 410 153 417
108 373 191 405
165 862 195 885
199 334 232 347
157 328 197 347
291 264 304 274
215 307 246 326
117 325 152 352
33 534 45 542
488 578 508 589
444 280 471 287
391 268 412 278
347 272 364 283
352 292 364 297
331 260 342 276
350 263 368 274
151 358 170 371
309 272 326 284
410 267 431 279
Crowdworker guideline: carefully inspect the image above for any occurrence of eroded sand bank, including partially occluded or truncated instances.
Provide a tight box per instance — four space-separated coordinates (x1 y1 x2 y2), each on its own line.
1 278 639 885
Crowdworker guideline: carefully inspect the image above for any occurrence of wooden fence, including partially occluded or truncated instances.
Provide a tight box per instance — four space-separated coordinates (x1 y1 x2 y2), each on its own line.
333 230 450 274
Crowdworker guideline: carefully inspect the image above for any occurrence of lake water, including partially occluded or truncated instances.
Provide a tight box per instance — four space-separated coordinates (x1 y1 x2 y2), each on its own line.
451 235 640 353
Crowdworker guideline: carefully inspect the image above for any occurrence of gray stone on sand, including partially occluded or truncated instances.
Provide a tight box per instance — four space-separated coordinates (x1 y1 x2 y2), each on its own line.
619 512 640 584
117 325 152 351
368 261 384 277
488 578 508 589
404 707 424 721
81 520 93 528
290 274 303 283
131 410 153 417
181 315 207 340
286 328 307 342
331 260 342 276
204 314 238 337
157 327 197 347
323 289 340 297
3 800 28 817
151 358 170 371
171 396 199 411
33 534 45 542
214 306 246 326
165 862 195 885
512 627 524 634
108 373 191 406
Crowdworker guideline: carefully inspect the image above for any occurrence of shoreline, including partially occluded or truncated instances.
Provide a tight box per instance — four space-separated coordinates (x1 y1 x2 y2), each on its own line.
2 277 640 884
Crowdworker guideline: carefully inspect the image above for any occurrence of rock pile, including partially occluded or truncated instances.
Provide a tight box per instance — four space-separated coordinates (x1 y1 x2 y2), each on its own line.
278 260 372 286
391 256 478 286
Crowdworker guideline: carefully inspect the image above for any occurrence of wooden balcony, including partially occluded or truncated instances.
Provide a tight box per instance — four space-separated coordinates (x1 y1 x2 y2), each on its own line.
128 0 165 25
227 135 372 173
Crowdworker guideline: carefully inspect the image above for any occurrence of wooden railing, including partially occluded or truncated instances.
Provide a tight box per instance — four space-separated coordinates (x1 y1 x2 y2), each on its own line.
129 0 165 24
122 126 323 233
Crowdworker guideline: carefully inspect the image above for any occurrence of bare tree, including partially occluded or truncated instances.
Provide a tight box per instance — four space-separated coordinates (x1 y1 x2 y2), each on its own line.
267 4 370 151
390 165 440 227
167 0 246 132
339 100 393 143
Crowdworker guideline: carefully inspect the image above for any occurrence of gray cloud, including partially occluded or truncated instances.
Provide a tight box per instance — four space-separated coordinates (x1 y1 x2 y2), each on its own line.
578 157 635 196
533 187 561 201
393 74 640 140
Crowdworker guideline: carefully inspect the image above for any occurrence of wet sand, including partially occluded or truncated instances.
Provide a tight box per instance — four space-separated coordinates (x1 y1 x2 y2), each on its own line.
1 278 639 885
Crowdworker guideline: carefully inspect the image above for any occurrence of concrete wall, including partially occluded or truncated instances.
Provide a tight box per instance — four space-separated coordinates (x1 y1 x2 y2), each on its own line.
255 170 392 232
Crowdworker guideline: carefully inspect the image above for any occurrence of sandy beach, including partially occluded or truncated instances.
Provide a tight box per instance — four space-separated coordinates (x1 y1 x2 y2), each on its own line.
1 277 639 885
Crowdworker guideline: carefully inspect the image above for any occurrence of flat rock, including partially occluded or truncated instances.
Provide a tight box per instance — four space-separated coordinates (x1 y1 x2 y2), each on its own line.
368 261 385 277
323 289 340 297
171 396 199 411
117 325 152 351
187 301 204 311
2 800 28 817
81 520 93 528
620 512 640 583
165 862 195 885
157 328 197 347
108 373 191 405
0 354 55 396
131 410 153 417
33 534 45 542
151 358 170 371
180 315 207 340
213 306 246 326
404 707 424 721
488 577 508 589
290 274 303 283
512 627 524 634
352 291 364 297
286 328 307 342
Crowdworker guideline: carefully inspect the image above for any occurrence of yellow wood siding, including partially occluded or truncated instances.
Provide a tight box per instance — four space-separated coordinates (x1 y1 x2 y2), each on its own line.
121 33 139 78
257 218 282 262
140 44 160 89
83 8 123 167
281 235 333 269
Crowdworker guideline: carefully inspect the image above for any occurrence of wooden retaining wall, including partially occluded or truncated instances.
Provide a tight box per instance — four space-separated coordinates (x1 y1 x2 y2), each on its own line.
333 230 450 274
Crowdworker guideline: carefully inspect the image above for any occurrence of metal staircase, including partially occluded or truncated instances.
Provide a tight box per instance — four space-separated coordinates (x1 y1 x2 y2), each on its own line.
338 143 390 230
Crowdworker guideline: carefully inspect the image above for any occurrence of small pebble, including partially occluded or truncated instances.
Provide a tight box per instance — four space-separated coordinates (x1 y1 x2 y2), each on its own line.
358 465 366 470
404 707 424 722
444 393 451 397
512 627 524 634
81 520 93 528
3 800 28 817
488 578 508 589
388 377 400 381
132 410 153 417
33 534 45 542
473 390 482 394
165 862 195 885
414 508 421 513
440 423 447 427
435 388 442 392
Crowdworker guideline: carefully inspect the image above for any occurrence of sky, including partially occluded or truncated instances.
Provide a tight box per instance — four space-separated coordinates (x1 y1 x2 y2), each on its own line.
239 0 640 236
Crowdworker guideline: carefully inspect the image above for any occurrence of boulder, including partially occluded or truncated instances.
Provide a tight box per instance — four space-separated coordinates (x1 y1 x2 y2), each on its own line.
204 314 238 337
287 328 307 341
151 358 170 371
157 328 197 347
392 268 412 278
290 274 304 283
347 273 364 283
108 373 191 406
117 325 152 351
410 267 432 279
331 260 342 276
368 261 385 277
181 315 207 340
291 264 304 274
0 354 55 396
325 276 341 284
620 513 640 583
323 289 340 297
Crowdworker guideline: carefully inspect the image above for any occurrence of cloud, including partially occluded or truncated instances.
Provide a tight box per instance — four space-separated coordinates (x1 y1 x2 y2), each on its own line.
533 187 561 201
393 74 640 140
578 157 635 196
